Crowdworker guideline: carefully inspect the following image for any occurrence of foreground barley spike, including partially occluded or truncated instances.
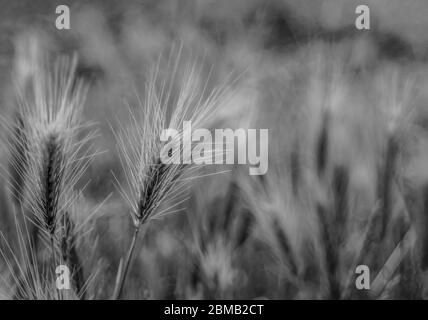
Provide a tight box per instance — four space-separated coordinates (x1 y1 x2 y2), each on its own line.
10 54 95 273
112 49 234 299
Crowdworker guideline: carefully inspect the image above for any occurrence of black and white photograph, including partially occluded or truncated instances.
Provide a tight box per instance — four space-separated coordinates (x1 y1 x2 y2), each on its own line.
0 0 428 306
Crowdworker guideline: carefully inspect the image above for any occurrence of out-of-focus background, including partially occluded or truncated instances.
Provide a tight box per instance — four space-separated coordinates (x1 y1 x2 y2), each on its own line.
2 0 428 299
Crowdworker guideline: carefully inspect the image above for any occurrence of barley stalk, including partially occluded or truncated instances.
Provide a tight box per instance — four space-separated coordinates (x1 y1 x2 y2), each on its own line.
112 50 234 299
4 53 96 298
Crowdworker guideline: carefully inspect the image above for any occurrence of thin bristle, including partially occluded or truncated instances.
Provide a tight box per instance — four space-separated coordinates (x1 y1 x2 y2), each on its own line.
8 112 28 207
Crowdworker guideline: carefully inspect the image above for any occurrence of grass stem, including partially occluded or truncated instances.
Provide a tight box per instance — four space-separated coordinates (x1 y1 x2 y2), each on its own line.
113 224 142 299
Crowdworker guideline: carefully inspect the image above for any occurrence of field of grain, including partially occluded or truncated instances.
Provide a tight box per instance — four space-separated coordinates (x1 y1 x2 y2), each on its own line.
1 0 428 300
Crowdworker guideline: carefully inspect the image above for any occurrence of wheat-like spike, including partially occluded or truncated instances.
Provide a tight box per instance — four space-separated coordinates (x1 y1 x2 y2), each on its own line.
112 49 235 299
11 54 96 267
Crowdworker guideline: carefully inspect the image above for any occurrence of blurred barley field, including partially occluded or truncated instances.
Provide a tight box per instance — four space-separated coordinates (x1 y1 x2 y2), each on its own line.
1 0 428 300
